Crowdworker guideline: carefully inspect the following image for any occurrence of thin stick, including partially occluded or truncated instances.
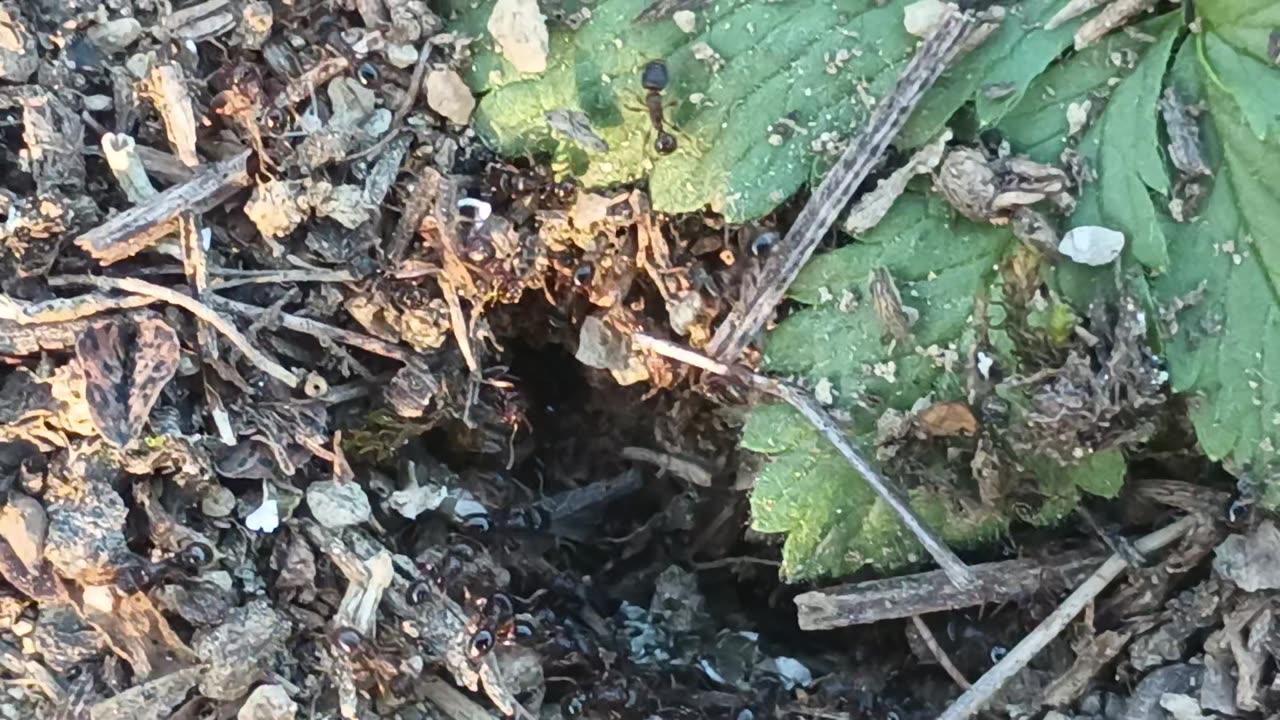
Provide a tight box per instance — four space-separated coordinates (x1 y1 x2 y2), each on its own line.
632 333 976 589
794 550 1102 629
912 615 972 690
938 515 1198 720
206 294 411 360
1 294 159 324
208 269 356 291
47 275 300 387
706 7 994 362
621 446 714 487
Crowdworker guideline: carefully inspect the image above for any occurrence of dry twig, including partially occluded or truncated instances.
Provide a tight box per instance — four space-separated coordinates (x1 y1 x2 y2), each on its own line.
208 269 357 291
621 446 714 486
938 515 1199 720
706 6 998 361
795 550 1102 628
206 294 411 360
632 333 977 589
911 616 971 690
46 275 300 387
74 150 251 264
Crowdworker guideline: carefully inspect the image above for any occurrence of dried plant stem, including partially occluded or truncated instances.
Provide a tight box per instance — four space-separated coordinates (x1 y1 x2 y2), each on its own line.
912 615 971 689
632 333 977 589
1045 0 1111 29
144 64 200 168
707 6 995 362
206 294 411 361
1 293 158 323
1074 0 1154 49
794 550 1103 629
621 446 714 486
47 275 300 387
208 269 356 291
938 515 1199 720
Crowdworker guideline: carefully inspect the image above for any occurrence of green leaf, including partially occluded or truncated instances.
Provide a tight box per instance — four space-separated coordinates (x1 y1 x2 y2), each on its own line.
1196 0 1280 68
741 191 1013 579
452 0 1095 221
1151 40 1280 506
999 15 1178 282
1021 448 1126 525
1074 19 1179 272
1199 26 1280 140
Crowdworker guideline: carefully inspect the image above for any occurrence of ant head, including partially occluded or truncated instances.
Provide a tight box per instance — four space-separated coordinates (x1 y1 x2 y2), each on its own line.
174 542 214 572
641 60 669 91
467 628 496 660
330 626 365 655
655 133 677 155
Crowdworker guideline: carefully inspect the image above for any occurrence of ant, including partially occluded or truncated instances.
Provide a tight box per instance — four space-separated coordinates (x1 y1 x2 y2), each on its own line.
406 547 535 664
641 60 677 155
111 542 215 594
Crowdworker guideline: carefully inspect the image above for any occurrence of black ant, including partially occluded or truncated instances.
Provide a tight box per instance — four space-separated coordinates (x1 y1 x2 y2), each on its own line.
111 542 215 594
464 591 536 662
327 625 412 697
641 60 677 155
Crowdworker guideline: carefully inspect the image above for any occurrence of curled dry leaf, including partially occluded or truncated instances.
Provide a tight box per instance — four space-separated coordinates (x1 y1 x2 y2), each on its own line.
76 314 181 448
915 401 978 437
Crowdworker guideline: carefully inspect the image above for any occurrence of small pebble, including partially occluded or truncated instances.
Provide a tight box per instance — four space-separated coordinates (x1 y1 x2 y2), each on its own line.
673 10 697 33
86 18 143 54
1059 225 1125 266
306 480 372 529
384 43 419 69
487 0 549 73
238 684 297 720
426 69 476 125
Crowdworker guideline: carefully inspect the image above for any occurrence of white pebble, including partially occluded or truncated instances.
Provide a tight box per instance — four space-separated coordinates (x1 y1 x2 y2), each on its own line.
1059 225 1125 266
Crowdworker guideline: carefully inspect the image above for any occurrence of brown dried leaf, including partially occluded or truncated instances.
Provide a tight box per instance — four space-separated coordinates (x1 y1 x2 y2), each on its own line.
915 401 978 437
80 591 198 679
76 315 181 448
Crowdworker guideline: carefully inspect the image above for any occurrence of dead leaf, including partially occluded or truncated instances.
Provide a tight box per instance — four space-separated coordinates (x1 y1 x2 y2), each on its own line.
915 401 977 436
76 314 181 447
